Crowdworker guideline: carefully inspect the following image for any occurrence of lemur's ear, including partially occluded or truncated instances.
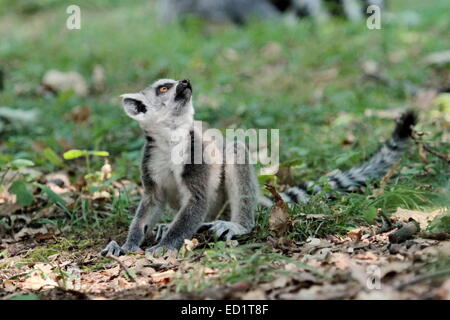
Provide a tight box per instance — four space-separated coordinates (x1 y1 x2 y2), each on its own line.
120 93 148 120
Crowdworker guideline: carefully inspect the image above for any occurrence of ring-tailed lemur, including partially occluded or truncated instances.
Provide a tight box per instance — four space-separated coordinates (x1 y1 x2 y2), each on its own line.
160 0 385 24
160 0 280 25
101 78 416 256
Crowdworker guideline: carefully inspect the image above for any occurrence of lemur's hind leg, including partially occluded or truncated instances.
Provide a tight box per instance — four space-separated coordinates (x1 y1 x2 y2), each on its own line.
101 193 164 256
207 145 258 240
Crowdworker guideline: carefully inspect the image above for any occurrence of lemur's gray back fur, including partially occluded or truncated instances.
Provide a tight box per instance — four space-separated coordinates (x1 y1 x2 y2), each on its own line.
101 78 416 257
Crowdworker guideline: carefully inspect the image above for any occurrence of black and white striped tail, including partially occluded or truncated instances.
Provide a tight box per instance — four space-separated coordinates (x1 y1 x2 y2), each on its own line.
259 111 417 207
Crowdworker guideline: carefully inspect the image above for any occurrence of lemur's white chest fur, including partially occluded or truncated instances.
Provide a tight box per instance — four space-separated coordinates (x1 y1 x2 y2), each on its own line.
144 124 190 210
148 147 180 209
144 122 224 214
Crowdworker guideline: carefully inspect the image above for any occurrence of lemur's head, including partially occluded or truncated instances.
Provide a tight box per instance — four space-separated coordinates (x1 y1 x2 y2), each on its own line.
121 78 193 129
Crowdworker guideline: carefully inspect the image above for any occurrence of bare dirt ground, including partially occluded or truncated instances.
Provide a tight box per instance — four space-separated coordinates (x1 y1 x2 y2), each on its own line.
1 219 450 300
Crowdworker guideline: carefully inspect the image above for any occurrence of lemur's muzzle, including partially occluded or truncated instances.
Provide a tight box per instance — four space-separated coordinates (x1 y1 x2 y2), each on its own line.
175 79 192 101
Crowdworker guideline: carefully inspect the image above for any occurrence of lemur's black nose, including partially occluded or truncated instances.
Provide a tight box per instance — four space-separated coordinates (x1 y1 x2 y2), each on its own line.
180 79 192 90
175 79 192 100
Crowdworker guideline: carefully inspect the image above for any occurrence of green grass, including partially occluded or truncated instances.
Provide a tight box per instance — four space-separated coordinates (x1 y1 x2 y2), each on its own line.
1 0 449 293
173 242 322 293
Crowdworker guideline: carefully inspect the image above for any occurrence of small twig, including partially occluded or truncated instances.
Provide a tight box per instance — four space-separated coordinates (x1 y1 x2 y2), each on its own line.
376 208 393 234
107 254 137 282
396 268 450 290
265 184 284 205
380 161 400 189
188 251 205 263
369 161 400 198
389 219 420 244
411 130 450 164
0 167 10 185
0 68 4 91
377 208 392 227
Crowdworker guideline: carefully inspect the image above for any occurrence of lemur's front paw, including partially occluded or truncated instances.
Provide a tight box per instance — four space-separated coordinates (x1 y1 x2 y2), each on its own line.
100 241 143 257
101 240 126 257
203 221 248 241
122 243 144 254
145 243 178 257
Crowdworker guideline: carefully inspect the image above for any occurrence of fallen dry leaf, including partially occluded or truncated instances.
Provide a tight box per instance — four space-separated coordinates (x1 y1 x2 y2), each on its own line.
280 283 359 300
381 261 411 279
268 275 291 289
361 59 379 76
302 237 332 253
103 265 121 279
354 251 378 261
91 191 111 200
347 260 368 287
203 267 217 275
151 270 176 283
260 42 282 59
145 251 178 270
2 279 18 292
266 185 291 237
44 171 74 194
42 70 88 96
241 289 266 300
391 208 444 229
436 278 450 299
0 202 22 215
34 232 56 241
347 228 363 241
22 263 58 291
414 89 438 110
92 65 105 92
183 238 199 252
329 252 351 270
423 50 450 66
101 160 112 180
364 108 403 119
65 106 91 123
14 226 49 241
356 286 400 300
134 259 156 277
222 48 239 62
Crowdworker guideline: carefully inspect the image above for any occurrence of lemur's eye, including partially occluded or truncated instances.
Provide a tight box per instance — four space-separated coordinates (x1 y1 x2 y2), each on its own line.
159 86 168 93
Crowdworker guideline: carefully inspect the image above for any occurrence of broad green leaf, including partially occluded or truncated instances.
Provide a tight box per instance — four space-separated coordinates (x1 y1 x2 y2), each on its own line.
0 155 13 167
258 174 277 186
9 159 34 169
63 149 87 160
89 151 109 157
280 158 303 168
9 180 34 206
434 93 450 113
63 149 109 159
42 148 64 167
